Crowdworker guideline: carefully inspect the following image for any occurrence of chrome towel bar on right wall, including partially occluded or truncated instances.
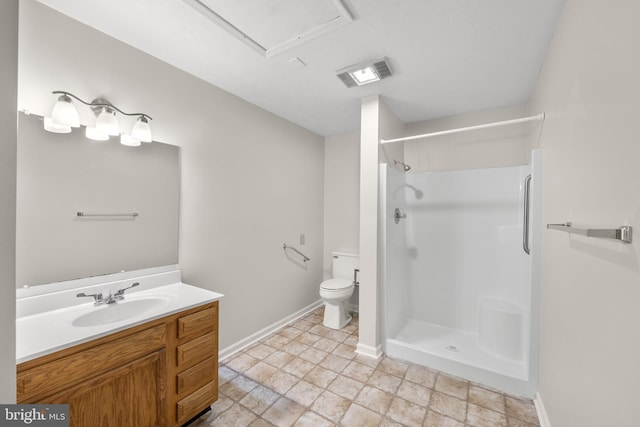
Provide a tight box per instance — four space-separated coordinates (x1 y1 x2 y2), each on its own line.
547 222 632 244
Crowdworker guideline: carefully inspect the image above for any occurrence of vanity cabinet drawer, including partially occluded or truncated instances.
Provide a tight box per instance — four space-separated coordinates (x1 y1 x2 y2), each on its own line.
176 332 217 368
176 356 216 396
17 324 166 403
176 381 217 425
177 307 216 340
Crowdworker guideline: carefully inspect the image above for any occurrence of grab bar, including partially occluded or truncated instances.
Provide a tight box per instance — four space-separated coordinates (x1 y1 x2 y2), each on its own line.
77 211 138 218
547 222 632 244
523 174 531 254
283 243 310 262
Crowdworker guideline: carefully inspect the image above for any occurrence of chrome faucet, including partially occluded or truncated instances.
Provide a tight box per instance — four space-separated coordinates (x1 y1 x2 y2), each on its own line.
77 282 140 305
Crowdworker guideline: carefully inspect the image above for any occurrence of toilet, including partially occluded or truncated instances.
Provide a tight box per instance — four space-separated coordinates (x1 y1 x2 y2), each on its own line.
319 252 359 329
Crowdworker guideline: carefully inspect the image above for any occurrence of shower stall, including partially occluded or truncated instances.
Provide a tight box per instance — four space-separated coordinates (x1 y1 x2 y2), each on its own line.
380 151 541 397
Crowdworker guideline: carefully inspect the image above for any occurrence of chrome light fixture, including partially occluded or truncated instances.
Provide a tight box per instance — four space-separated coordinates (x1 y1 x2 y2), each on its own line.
46 91 153 145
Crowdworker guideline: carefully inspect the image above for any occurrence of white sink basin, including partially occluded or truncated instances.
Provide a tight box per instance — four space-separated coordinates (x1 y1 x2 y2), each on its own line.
72 297 169 327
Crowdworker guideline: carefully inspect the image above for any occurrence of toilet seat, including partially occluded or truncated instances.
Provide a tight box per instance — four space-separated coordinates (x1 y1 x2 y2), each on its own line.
320 278 353 291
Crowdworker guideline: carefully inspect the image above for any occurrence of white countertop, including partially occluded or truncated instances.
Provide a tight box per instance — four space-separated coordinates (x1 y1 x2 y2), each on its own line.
17 282 223 364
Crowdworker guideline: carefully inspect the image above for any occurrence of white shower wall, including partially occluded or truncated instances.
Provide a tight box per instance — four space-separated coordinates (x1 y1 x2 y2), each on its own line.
382 156 540 397
405 166 530 334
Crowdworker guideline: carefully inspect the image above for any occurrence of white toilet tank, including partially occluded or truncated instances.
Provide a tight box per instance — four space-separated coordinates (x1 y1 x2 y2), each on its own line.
332 252 359 280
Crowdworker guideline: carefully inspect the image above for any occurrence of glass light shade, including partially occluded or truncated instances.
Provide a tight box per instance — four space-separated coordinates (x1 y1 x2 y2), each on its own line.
131 116 152 142
44 116 71 133
51 95 80 127
85 126 109 141
95 107 120 136
120 134 141 147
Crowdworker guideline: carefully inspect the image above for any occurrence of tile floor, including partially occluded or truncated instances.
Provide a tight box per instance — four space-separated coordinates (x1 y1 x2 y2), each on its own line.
193 307 540 427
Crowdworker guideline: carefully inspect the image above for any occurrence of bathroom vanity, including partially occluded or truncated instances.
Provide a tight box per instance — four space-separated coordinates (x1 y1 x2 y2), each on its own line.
16 270 222 427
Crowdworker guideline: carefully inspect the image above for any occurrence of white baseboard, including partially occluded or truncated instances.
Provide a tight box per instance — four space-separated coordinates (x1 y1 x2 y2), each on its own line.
355 342 383 359
534 392 551 427
218 299 323 362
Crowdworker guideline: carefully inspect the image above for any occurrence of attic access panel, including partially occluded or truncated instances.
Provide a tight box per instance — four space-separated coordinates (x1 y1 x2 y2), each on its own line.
183 0 353 57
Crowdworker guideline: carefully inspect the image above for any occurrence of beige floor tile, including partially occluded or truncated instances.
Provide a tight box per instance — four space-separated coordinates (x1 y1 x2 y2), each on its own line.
468 384 505 414
320 353 350 373
299 347 328 364
397 379 432 406
380 419 405 427
295 331 322 346
219 375 259 401
263 371 299 394
282 357 316 378
423 410 464 427
210 403 257 427
292 411 335 427
209 394 234 418
508 417 540 427
354 354 381 368
342 360 374 383
263 334 291 349
218 365 238 386
378 357 409 378
262 397 305 427
327 375 364 400
387 397 427 427
340 403 383 427
246 343 278 360
264 350 295 369
313 337 340 353
303 365 339 388
466 403 507 427
310 390 352 423
309 324 331 337
226 353 260 373
506 397 540 425
434 373 469 400
405 364 437 388
207 306 541 427
282 340 310 356
332 343 357 359
325 329 350 343
355 385 394 414
249 419 277 427
279 326 304 339
239 385 280 415
245 362 279 383
292 319 316 332
344 335 359 347
429 391 467 422
367 369 402 394
285 380 324 407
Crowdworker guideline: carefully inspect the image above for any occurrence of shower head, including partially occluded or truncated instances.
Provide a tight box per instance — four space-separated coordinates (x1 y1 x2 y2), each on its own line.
393 160 411 172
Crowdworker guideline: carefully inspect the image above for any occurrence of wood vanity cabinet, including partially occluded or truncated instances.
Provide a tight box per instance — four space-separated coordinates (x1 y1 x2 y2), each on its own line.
17 301 219 427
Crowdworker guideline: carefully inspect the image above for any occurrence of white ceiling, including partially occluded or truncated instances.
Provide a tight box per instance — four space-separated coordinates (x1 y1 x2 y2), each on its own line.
35 0 565 137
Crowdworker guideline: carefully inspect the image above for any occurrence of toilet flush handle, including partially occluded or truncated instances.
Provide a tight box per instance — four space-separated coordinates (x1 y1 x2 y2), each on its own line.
353 269 359 287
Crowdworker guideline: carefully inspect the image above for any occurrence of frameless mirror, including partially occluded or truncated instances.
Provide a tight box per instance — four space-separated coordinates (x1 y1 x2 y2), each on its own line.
16 112 180 288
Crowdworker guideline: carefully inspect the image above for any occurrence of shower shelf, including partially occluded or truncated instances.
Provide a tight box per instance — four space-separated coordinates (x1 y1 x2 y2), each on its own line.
547 222 632 244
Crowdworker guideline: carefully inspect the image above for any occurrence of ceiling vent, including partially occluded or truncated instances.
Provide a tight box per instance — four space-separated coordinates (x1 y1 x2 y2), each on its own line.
336 58 393 88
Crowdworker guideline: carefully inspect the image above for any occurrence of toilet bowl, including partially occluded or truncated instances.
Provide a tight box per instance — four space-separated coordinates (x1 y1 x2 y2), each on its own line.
319 252 359 330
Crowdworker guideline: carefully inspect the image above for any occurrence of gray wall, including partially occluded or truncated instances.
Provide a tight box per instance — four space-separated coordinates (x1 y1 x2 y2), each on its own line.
0 0 18 403
531 1 640 426
18 0 324 351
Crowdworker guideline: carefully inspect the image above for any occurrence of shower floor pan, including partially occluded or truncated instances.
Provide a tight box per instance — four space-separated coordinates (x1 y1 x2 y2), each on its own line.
386 318 531 396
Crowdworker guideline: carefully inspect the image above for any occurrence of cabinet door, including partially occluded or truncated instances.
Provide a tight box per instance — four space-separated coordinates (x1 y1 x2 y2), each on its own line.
45 349 167 427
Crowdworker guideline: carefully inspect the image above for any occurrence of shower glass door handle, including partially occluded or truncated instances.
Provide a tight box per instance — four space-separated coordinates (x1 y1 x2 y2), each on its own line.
523 174 532 254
